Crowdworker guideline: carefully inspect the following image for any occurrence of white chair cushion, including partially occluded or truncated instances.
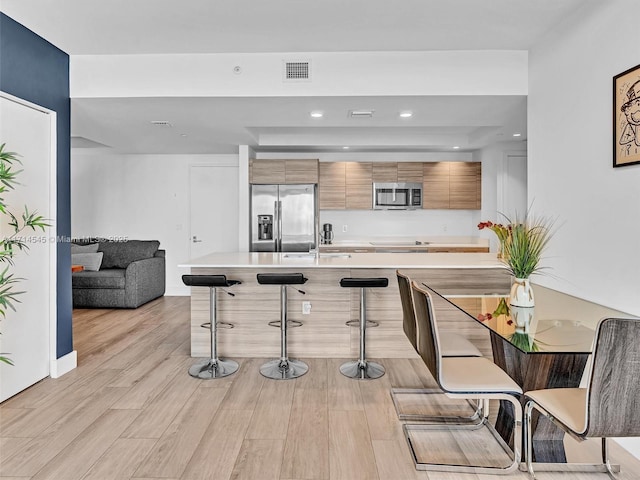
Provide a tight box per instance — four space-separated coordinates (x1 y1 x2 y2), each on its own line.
441 357 522 394
440 332 482 357
526 388 587 435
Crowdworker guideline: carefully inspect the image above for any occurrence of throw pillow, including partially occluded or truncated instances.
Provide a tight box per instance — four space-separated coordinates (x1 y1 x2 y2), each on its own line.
71 242 99 254
99 240 160 269
71 252 103 271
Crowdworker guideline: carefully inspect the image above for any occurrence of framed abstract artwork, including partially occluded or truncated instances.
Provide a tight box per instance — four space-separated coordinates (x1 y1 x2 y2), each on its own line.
613 63 640 167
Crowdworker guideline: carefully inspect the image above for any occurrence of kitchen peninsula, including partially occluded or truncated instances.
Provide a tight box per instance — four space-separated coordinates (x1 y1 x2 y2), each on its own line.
181 252 509 359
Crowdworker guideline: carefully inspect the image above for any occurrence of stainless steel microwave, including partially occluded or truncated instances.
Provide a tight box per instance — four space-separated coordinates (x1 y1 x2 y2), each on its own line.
372 182 422 210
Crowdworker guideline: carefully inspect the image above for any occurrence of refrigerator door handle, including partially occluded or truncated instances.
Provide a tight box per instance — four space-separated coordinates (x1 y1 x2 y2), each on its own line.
278 200 283 251
274 200 281 252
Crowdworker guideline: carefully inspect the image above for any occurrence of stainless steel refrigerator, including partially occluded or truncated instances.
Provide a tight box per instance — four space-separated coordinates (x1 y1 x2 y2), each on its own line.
250 184 318 252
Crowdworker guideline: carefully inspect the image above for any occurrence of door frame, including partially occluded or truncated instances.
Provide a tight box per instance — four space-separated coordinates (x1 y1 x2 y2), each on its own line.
497 151 528 217
0 90 59 378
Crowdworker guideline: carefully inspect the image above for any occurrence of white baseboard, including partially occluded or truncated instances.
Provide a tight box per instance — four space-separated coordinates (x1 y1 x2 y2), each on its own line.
166 286 190 296
50 350 77 378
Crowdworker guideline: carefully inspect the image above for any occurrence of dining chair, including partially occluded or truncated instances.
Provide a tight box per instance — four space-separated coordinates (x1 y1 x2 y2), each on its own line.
524 317 640 479
392 270 486 422
403 282 523 474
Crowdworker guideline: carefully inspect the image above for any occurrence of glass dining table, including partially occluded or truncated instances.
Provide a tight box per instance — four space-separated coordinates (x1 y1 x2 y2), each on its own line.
422 282 637 464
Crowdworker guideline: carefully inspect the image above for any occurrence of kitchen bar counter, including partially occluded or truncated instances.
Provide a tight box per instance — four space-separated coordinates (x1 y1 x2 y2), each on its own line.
181 252 509 359
180 251 500 269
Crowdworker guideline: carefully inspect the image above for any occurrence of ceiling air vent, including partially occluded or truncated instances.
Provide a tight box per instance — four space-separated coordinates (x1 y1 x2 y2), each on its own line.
150 120 172 127
283 60 311 81
349 110 374 118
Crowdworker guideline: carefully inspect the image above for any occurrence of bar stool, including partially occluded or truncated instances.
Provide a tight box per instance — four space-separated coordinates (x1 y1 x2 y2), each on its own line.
257 272 308 380
181 274 241 379
340 277 388 380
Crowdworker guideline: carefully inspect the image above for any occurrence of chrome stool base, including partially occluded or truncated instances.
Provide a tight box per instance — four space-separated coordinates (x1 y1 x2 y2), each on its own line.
189 358 239 379
260 358 308 380
340 360 385 380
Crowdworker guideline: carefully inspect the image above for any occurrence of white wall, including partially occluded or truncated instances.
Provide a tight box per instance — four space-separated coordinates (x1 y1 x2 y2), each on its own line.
71 150 239 296
528 0 640 316
528 0 640 458
71 51 527 98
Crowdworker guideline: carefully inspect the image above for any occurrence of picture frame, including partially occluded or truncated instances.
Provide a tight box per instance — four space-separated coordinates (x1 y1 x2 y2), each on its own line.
613 63 640 168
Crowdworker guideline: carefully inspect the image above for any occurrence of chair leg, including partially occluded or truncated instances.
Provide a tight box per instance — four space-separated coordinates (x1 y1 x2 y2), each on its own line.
523 400 621 477
403 393 522 475
390 388 485 424
189 286 239 379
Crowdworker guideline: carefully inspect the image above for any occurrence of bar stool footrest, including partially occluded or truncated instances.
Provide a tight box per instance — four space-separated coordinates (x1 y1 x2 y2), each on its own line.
345 319 378 327
340 360 385 379
268 320 303 328
189 358 239 379
260 358 308 380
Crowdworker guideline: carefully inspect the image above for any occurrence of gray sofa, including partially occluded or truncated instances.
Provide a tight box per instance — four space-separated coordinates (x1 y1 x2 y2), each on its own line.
72 239 166 308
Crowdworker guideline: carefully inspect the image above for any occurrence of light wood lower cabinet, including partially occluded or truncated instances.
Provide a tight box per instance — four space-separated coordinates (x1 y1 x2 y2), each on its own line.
189 266 510 358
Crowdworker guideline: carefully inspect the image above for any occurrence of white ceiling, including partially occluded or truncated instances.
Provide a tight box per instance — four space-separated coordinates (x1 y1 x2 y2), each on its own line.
1 0 595 155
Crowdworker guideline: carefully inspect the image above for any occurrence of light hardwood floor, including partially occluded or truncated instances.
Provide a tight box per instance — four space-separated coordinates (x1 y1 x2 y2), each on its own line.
1 296 639 480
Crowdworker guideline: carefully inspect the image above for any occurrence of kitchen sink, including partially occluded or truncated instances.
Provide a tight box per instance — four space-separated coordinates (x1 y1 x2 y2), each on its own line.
283 253 351 259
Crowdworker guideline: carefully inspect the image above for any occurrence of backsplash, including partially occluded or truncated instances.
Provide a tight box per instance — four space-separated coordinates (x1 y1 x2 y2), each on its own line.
319 209 481 240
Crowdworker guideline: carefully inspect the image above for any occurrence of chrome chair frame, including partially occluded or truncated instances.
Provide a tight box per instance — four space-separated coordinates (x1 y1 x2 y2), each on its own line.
403 282 523 475
523 317 640 478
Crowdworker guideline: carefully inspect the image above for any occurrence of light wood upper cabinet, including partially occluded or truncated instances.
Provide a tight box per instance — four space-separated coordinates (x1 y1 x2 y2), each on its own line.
422 161 481 210
319 162 346 209
423 162 450 209
397 162 423 183
449 162 481 209
345 162 372 209
372 162 397 182
250 159 286 184
250 159 318 184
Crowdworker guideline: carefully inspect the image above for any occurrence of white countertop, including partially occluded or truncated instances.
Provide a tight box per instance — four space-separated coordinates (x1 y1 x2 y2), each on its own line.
180 252 504 269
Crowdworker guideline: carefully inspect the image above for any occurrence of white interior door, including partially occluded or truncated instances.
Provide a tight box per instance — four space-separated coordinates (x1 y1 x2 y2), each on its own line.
189 165 239 259
0 94 55 402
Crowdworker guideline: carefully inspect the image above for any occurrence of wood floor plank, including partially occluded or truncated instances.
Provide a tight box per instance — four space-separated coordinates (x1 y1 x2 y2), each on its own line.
281 359 330 480
1 368 122 438
219 358 266 410
245 376 295 440
327 358 364 411
358 372 404 441
179 409 253 480
133 386 227 479
229 439 284 480
0 437 32 464
328 410 378 480
121 365 201 439
80 438 158 480
110 356 191 410
108 343 178 388
0 386 128 477
371 439 424 480
30 409 140 480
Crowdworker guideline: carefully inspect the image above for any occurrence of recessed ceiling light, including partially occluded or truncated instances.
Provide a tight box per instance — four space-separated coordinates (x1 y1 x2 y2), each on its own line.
310 111 323 118
180 133 188 137
453 146 460 149
400 111 413 118
343 146 350 149
513 133 522 137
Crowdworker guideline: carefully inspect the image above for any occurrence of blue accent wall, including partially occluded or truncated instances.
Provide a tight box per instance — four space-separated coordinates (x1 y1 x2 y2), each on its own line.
0 13 73 359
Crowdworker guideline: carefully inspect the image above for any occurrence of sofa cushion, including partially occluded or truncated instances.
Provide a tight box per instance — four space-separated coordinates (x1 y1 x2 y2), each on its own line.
71 243 99 254
99 240 160 269
72 269 126 289
71 252 103 271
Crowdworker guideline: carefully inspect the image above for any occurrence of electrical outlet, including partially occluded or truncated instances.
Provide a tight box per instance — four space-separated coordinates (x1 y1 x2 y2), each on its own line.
302 301 312 315
442 224 448 232
342 224 348 233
